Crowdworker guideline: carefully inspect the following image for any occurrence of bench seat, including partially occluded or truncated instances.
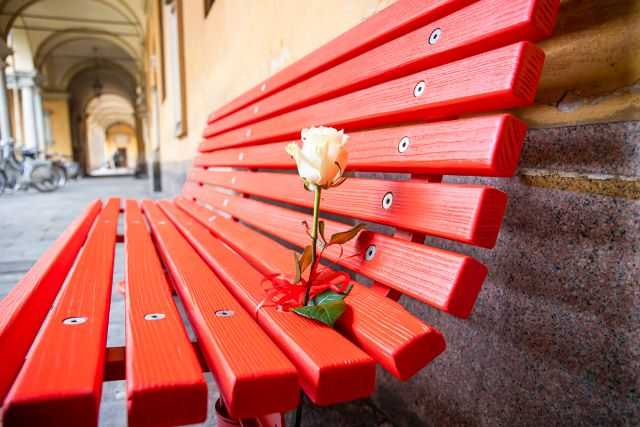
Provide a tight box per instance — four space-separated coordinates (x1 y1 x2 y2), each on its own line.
0 0 558 425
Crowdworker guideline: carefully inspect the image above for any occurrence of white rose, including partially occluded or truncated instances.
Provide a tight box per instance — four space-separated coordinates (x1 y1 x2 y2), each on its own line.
285 126 349 189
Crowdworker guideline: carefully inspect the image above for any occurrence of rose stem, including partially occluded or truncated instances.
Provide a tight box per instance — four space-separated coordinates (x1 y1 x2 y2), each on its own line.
303 186 321 305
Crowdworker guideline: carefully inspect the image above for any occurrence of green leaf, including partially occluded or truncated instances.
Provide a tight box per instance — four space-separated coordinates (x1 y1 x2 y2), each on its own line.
299 245 313 274
292 301 347 327
313 285 353 306
329 223 366 246
293 253 302 284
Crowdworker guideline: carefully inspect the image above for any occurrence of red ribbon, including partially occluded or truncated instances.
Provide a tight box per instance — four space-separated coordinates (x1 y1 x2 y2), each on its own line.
256 266 351 316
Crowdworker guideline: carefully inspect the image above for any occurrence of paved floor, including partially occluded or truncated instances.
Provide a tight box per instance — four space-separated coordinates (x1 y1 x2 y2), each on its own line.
0 177 222 426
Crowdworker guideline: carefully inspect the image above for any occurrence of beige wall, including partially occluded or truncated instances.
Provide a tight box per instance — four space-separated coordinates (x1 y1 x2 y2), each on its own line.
43 97 72 157
148 0 394 191
146 0 639 193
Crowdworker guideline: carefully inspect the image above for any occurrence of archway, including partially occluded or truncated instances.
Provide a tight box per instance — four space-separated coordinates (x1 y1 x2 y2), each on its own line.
1 0 148 178
83 94 136 175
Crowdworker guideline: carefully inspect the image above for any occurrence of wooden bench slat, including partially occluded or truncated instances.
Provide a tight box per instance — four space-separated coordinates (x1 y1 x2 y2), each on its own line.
204 0 557 137
207 0 476 122
195 114 526 177
123 200 208 426
140 200 299 419
174 197 447 380
188 169 507 248
0 200 101 405
3 199 120 427
157 201 377 405
181 185 486 318
201 42 544 151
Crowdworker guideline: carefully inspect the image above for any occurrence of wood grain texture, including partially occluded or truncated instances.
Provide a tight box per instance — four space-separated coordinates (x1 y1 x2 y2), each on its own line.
158 201 376 405
196 115 527 177
0 200 101 406
124 200 207 427
181 186 487 318
188 169 507 248
174 196 447 379
141 200 299 419
201 42 545 150
207 0 476 122
205 0 558 137
3 199 120 427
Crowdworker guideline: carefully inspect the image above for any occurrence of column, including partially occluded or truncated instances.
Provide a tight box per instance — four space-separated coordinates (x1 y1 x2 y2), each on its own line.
0 41 13 157
33 87 46 155
134 102 148 178
17 73 38 151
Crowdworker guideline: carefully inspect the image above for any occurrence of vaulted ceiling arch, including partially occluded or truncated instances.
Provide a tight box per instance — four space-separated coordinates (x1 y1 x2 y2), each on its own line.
0 0 144 40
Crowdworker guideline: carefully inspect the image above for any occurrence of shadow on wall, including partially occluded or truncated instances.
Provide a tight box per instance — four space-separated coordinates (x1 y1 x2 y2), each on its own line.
369 121 639 426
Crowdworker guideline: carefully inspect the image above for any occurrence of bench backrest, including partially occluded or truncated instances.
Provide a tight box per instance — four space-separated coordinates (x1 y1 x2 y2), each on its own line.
185 0 558 320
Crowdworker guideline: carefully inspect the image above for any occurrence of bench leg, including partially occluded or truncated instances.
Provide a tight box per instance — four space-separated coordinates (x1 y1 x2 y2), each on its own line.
215 398 285 427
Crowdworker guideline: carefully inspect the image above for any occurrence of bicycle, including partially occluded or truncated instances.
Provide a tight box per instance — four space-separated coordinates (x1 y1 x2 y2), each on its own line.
3 146 64 193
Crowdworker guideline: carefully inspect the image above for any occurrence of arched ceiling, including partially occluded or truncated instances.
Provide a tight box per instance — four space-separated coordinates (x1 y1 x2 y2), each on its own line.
85 93 134 129
67 64 137 115
1 0 145 91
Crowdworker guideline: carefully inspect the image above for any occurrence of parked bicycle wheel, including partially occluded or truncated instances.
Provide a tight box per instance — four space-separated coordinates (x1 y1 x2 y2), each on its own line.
53 164 67 188
30 164 58 192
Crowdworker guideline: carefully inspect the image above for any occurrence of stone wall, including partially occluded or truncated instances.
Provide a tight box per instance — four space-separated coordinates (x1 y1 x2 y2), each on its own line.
147 0 639 425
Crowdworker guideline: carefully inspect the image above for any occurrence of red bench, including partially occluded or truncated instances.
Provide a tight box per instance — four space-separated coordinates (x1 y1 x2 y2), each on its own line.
0 0 558 425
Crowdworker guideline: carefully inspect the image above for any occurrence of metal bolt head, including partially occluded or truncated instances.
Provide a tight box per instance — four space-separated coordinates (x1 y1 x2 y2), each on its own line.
428 28 442 45
215 310 235 318
398 136 410 153
144 313 165 320
238 152 245 161
364 245 377 261
413 80 426 97
63 316 88 325
382 192 393 210
253 105 260 113
245 128 252 138
260 83 267 92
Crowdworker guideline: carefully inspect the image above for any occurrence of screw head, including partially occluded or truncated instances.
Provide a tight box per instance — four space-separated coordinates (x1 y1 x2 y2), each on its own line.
238 152 245 161
245 128 252 138
413 80 426 97
144 313 166 321
428 28 442 45
398 136 410 153
382 192 393 210
364 245 377 261
253 105 260 113
215 310 235 318
260 83 267 92
63 316 88 325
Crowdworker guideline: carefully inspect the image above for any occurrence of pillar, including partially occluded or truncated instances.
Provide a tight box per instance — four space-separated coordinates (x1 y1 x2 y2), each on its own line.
0 41 13 157
33 87 46 155
17 72 38 151
134 106 148 178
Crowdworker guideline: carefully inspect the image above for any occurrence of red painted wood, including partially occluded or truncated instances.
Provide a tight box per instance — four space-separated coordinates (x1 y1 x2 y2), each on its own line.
205 0 558 137
0 200 101 405
207 0 477 122
181 185 486 318
201 42 545 150
158 201 376 405
124 200 208 427
3 199 120 427
174 196 447 379
196 115 526 177
141 201 299 419
188 169 507 248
